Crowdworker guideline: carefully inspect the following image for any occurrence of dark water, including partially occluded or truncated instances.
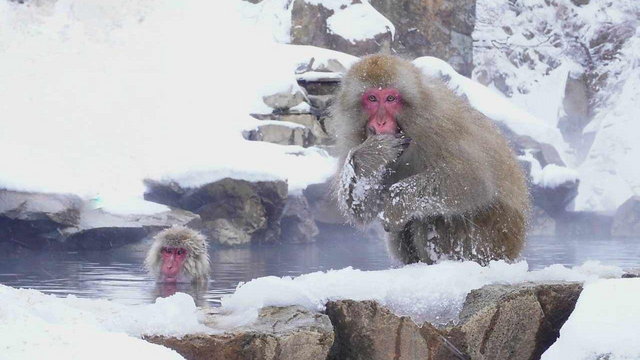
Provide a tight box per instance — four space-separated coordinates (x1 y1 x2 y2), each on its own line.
0 233 638 306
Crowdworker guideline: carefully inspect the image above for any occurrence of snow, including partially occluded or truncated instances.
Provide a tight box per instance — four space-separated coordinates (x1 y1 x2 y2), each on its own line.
474 0 640 212
520 151 579 189
542 278 640 360
217 260 622 328
413 56 569 158
0 0 336 214
0 285 209 360
326 2 395 43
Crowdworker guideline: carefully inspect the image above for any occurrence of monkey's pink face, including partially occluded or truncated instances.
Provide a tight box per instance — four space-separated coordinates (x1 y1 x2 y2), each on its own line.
160 247 188 283
362 88 402 135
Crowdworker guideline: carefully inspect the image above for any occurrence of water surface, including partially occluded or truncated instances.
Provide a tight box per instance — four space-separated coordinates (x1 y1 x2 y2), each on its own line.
0 234 638 306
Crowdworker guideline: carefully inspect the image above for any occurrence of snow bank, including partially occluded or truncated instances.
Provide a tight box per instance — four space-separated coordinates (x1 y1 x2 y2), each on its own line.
0 0 336 214
217 260 622 328
0 285 209 360
542 278 640 360
413 56 569 159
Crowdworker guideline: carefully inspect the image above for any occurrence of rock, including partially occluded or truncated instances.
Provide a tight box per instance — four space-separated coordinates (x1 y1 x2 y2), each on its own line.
0 190 82 227
450 282 583 360
207 218 251 246
244 123 315 147
67 205 199 250
325 300 455 360
370 0 475 76
303 181 348 225
145 306 334 360
280 195 319 243
530 179 579 216
325 282 582 360
250 113 330 145
262 88 306 110
612 196 640 237
0 190 198 251
290 0 394 58
555 211 613 238
558 72 592 163
145 178 288 245
529 206 556 236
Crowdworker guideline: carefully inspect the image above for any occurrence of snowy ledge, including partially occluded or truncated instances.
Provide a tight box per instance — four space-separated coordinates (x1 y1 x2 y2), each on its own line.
3 261 639 360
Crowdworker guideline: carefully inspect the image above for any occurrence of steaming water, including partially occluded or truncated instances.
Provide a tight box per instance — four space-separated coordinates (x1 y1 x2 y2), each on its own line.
0 234 638 306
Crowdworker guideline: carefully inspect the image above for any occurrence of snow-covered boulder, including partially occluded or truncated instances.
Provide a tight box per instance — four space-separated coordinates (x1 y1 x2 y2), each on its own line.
244 122 315 148
0 190 197 251
290 0 394 58
146 306 334 360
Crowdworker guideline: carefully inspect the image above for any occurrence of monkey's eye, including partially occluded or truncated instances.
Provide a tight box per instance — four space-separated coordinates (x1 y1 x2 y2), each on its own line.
161 247 172 254
177 249 186 256
386 95 396 102
367 95 377 102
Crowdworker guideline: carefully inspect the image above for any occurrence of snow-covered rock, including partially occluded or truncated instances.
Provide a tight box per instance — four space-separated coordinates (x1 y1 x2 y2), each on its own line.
474 0 640 213
0 190 197 251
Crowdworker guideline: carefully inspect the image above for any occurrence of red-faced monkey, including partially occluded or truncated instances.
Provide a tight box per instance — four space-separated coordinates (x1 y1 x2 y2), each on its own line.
333 54 530 265
145 225 210 284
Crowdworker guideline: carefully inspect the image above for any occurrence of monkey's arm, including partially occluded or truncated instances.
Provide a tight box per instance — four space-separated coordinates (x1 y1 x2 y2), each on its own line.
336 135 406 224
380 170 495 232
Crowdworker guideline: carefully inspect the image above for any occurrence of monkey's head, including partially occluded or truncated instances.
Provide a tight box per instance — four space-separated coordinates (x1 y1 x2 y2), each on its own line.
145 225 210 284
334 54 427 148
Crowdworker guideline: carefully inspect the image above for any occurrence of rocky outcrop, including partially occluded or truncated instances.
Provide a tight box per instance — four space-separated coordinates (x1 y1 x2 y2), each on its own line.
145 306 334 360
370 0 475 76
289 0 474 76
144 178 288 245
612 196 640 237
0 190 197 251
325 282 583 360
143 282 583 360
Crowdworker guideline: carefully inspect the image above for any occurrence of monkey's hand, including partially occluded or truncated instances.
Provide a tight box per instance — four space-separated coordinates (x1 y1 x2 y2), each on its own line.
336 135 405 224
349 135 406 179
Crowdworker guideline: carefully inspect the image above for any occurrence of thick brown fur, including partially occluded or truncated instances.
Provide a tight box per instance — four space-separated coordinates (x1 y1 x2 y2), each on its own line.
332 54 530 265
145 225 210 283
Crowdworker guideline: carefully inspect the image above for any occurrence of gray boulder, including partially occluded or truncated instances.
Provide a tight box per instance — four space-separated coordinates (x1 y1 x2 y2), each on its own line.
281 195 319 243
612 196 640 237
145 178 288 245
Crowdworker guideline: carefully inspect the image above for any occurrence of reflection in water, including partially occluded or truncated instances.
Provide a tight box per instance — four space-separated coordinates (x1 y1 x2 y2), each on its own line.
0 234 638 306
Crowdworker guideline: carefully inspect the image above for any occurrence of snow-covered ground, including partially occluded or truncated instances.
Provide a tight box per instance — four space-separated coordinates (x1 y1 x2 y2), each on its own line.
1 261 635 359
0 0 338 214
0 285 206 360
542 278 640 360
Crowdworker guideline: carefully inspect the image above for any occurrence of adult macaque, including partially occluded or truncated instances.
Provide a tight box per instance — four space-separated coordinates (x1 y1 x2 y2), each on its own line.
145 225 210 284
333 54 530 265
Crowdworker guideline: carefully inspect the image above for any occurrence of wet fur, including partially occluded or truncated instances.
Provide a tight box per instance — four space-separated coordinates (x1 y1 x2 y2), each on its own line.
145 225 210 283
332 55 530 265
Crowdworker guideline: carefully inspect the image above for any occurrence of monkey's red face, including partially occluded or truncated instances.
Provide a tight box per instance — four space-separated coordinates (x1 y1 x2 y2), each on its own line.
160 247 188 283
362 88 402 135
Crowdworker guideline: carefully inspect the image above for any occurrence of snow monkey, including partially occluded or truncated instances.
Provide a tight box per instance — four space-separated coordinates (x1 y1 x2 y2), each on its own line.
145 225 210 284
333 54 530 265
